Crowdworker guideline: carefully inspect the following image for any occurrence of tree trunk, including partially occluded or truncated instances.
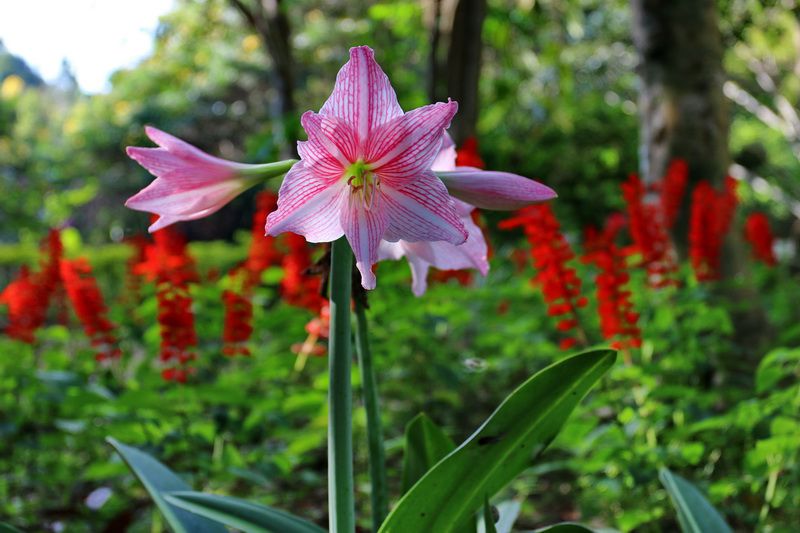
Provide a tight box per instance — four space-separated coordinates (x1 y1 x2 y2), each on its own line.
425 0 486 144
631 0 729 239
446 0 487 145
230 0 296 157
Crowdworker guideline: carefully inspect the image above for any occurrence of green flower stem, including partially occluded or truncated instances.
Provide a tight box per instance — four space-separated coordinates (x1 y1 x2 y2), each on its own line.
239 159 298 179
354 299 388 531
328 237 355 533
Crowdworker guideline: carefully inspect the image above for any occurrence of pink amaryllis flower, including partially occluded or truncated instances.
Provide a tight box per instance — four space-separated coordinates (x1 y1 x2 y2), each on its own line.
126 126 294 232
265 46 468 289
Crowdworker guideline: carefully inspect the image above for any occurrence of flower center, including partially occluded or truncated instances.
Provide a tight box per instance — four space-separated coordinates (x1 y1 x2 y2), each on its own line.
344 159 380 210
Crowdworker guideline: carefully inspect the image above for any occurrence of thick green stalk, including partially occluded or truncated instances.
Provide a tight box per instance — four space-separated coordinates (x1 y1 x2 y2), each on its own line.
354 300 388 530
328 237 354 533
239 158 298 179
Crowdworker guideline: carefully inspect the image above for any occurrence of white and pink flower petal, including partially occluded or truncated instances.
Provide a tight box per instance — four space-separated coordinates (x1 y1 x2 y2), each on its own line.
320 46 403 145
436 170 557 210
381 172 467 245
265 163 347 242
367 100 458 182
341 194 390 290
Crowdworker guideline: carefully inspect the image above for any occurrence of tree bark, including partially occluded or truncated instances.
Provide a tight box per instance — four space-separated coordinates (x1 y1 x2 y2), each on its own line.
631 0 729 237
229 0 296 156
446 0 487 145
425 0 486 144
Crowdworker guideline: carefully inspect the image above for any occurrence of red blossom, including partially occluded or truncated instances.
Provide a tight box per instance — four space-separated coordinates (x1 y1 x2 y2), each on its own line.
659 159 689 230
244 191 282 279
60 258 120 360
281 233 325 313
500 204 587 349
583 225 641 351
455 137 486 169
222 268 254 357
744 212 777 266
621 173 678 287
0 267 48 343
134 224 198 380
689 177 738 281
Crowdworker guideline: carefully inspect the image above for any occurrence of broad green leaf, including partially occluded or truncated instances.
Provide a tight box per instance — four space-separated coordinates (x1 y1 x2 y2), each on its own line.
380 349 616 533
659 468 732 533
401 413 455 492
106 437 226 533
0 523 24 533
165 491 327 533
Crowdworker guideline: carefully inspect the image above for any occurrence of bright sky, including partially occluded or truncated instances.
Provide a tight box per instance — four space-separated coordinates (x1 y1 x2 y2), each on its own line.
0 0 175 93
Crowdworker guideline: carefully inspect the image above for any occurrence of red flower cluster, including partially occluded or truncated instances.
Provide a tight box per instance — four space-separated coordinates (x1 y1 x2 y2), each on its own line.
455 137 486 169
135 224 199 381
281 232 325 313
658 159 689 230
0 267 49 343
222 192 283 357
621 173 679 287
743 212 777 266
0 230 65 343
60 258 120 360
689 177 738 281
500 204 587 350
583 225 641 351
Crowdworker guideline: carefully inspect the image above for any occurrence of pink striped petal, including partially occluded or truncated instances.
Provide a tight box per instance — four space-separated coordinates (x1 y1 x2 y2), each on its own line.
436 170 557 210
366 100 458 182
265 162 347 242
341 192 390 290
320 46 403 146
298 112 359 177
377 202 488 296
381 171 467 245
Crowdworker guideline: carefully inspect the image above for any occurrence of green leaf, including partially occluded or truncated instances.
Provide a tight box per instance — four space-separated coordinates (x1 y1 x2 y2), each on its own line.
106 437 226 533
165 491 327 533
379 349 616 533
658 468 733 533
0 523 24 533
401 413 456 492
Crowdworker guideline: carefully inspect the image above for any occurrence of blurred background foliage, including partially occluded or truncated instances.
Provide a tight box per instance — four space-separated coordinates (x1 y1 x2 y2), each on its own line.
2 0 797 245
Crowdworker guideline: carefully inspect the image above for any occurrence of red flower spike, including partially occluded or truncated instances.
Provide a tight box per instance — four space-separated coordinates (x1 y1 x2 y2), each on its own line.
689 177 738 281
0 267 48 343
744 212 777 266
133 224 199 380
455 137 486 169
621 173 678 287
659 159 688 230
60 258 120 360
245 191 282 280
583 224 641 351
500 204 587 350
281 233 325 313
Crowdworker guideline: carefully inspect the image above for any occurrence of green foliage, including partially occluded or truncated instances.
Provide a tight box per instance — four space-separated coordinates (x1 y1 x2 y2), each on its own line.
165 492 327 533
107 438 227 533
659 468 732 533
400 413 455 492
380 350 616 532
